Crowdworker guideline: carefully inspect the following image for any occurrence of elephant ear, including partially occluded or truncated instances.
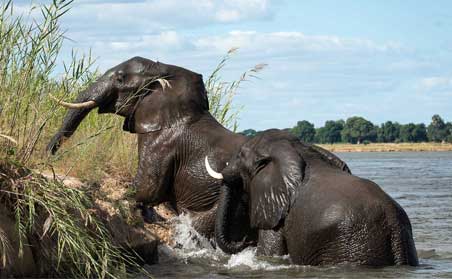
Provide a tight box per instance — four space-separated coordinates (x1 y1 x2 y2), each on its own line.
248 143 304 229
130 71 209 134
130 86 172 133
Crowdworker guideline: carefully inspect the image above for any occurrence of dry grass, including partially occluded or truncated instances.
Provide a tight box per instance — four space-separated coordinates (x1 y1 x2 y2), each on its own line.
319 142 452 152
0 160 148 278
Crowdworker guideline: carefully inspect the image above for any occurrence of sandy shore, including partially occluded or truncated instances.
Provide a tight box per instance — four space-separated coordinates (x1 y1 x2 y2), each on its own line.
318 142 452 152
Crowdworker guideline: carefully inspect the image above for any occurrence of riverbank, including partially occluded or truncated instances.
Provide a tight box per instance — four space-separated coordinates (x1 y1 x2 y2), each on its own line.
0 160 165 277
319 142 452 152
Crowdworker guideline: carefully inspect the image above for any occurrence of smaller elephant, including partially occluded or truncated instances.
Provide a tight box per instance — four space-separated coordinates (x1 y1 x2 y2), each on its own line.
205 129 418 266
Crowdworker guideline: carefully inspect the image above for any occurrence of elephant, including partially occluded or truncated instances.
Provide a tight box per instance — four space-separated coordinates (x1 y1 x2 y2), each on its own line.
47 57 253 240
205 129 419 266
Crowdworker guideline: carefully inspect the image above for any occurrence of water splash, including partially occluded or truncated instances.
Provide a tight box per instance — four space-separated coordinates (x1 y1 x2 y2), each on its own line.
172 214 212 251
157 214 293 271
159 214 223 263
225 248 293 271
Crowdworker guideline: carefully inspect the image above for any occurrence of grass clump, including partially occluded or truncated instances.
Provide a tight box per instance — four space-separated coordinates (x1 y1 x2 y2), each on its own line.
0 1 147 277
0 0 135 180
0 161 145 278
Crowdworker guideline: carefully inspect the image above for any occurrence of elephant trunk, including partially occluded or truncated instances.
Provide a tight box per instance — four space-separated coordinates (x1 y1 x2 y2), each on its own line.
215 183 249 254
47 78 110 154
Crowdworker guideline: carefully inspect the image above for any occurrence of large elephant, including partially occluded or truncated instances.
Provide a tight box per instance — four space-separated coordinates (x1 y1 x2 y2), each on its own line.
206 129 419 266
47 57 252 240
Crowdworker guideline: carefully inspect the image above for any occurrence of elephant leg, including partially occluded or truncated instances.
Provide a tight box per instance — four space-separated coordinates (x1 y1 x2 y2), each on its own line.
139 205 166 223
257 228 287 256
191 204 218 239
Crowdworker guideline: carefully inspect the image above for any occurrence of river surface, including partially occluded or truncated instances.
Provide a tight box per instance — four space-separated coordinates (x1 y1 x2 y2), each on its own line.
145 152 452 278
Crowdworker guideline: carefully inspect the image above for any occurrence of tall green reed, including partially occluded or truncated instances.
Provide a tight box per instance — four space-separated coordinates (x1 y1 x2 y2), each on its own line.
0 1 147 278
206 47 266 131
0 0 95 164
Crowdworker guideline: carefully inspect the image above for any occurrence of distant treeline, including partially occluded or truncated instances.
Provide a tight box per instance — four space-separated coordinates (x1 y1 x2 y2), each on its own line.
240 115 452 144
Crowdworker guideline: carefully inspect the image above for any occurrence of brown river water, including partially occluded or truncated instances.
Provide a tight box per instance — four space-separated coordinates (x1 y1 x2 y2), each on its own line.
143 151 452 278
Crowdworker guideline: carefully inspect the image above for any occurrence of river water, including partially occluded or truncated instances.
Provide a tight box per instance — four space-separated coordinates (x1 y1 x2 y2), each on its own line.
145 152 452 278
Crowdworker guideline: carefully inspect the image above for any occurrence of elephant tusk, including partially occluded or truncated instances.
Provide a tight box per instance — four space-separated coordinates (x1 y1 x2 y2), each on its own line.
205 156 223 180
49 94 97 109
156 78 171 90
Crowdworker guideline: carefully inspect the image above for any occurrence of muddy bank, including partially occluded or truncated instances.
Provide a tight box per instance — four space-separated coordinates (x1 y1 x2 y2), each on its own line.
41 171 177 247
0 161 175 277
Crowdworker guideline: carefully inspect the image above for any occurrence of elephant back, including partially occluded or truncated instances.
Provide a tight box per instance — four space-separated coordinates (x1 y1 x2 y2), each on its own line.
309 144 351 174
293 142 351 174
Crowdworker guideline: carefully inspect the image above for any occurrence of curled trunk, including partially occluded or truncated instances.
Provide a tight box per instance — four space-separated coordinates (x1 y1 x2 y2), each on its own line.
214 184 249 254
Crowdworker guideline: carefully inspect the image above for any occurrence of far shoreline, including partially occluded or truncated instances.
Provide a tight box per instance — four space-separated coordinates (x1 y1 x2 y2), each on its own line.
318 142 452 153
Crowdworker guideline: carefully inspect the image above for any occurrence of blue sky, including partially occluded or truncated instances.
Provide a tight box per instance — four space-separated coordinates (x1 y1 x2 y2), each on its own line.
14 0 452 130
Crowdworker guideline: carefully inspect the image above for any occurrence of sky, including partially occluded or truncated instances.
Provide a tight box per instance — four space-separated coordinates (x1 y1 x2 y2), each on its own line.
13 0 452 131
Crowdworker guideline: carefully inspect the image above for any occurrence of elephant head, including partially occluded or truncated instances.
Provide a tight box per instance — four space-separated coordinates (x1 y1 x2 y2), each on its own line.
47 57 208 154
206 129 306 253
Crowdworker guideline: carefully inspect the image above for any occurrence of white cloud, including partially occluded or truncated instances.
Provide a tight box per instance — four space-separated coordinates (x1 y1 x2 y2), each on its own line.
418 76 452 92
216 9 241 22
214 0 271 22
76 30 193 70
54 0 275 37
108 31 185 51
194 31 404 55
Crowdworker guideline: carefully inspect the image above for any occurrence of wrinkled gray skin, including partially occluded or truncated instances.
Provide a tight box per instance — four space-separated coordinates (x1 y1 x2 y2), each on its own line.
214 129 419 266
47 57 252 240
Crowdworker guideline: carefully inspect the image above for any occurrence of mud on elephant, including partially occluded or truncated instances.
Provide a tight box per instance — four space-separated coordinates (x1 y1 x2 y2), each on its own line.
206 129 419 266
48 57 253 241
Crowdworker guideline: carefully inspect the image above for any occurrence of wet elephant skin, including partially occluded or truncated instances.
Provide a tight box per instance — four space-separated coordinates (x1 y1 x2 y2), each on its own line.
213 129 419 266
47 57 253 240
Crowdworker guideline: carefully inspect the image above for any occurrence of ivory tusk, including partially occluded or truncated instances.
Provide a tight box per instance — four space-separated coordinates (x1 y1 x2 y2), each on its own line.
205 156 223 180
156 78 171 90
49 94 97 109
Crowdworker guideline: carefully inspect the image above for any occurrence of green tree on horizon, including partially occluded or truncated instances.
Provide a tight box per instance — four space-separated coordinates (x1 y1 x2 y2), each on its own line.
399 123 427 142
240 129 257 137
239 114 451 144
377 121 400 143
428 114 449 142
412 123 428 142
446 122 452 143
315 120 344 143
341 116 377 144
291 120 316 143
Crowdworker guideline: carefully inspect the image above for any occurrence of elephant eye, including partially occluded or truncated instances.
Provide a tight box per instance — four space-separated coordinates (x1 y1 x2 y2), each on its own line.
116 71 125 84
254 157 271 173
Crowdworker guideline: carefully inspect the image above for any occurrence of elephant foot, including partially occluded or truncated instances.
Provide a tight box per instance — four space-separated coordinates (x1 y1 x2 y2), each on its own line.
139 205 165 223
